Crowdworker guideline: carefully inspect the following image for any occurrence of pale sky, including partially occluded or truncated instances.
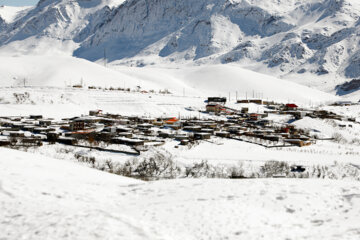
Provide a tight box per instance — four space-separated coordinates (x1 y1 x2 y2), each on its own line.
0 0 39 6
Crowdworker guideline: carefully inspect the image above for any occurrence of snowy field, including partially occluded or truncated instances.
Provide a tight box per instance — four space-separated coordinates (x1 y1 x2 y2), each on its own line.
1 147 360 240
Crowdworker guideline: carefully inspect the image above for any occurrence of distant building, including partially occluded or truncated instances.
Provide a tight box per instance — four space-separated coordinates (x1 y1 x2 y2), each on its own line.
285 104 298 110
207 97 227 104
89 110 102 116
249 99 263 105
333 101 353 106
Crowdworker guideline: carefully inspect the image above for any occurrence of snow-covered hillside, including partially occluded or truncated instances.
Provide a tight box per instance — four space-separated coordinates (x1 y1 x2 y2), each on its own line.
0 55 338 104
0 0 359 91
1 147 360 240
0 5 31 23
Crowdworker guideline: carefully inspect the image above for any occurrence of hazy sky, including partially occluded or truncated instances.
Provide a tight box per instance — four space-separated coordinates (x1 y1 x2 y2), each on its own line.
0 0 38 6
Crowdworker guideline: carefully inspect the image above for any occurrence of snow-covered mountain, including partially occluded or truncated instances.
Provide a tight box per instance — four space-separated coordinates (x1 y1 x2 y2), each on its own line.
0 0 360 89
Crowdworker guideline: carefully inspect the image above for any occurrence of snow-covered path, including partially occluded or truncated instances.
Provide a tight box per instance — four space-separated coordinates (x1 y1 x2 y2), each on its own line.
1 148 360 240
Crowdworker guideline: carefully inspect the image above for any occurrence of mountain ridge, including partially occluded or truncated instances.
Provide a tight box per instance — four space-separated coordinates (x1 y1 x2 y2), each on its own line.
0 0 360 91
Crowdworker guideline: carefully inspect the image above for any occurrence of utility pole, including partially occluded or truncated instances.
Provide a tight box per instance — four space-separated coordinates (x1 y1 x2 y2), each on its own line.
23 78 26 87
236 91 238 101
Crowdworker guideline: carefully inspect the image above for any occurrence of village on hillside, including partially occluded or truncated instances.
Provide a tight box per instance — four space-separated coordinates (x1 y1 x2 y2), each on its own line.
1 96 358 161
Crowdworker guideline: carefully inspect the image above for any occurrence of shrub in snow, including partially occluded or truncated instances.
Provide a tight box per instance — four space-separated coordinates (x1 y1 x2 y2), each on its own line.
332 132 347 144
307 162 360 181
185 160 212 178
74 153 96 165
260 161 290 178
185 161 230 178
228 162 245 178
117 148 181 180
13 92 34 104
351 138 360 146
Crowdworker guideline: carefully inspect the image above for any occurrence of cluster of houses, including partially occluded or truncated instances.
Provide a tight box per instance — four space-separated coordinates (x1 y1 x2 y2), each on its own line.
206 97 356 122
0 97 357 152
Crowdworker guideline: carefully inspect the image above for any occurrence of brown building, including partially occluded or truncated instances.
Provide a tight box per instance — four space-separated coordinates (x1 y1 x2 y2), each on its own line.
206 104 222 113
69 121 85 131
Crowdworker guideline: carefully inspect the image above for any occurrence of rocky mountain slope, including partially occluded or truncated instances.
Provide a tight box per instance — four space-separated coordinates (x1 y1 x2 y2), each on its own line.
0 0 359 89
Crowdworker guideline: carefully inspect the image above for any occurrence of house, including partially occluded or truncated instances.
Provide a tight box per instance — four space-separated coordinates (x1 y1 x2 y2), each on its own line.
118 119 131 125
47 132 60 142
194 132 211 140
58 136 78 145
263 135 280 142
180 140 189 145
290 111 306 119
228 126 240 134
207 97 226 104
111 137 144 146
183 126 202 132
29 115 43 120
33 127 52 134
96 132 116 141
285 104 298 111
39 120 52 126
249 99 263 105
118 132 133 138
0 139 11 146
249 113 261 121
206 104 222 113
164 117 179 124
241 107 249 113
158 132 174 138
256 119 271 127
21 137 42 146
175 134 189 140
201 122 217 129
140 117 156 124
69 121 85 131
200 128 215 134
137 123 153 128
333 101 353 106
215 131 230 138
9 132 25 138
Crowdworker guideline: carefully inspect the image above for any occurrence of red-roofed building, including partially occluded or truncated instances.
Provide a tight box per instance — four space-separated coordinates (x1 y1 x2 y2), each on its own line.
285 104 298 110
165 117 179 124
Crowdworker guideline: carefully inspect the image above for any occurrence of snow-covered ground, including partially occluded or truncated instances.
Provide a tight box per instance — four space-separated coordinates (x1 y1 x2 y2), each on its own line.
1 147 360 240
